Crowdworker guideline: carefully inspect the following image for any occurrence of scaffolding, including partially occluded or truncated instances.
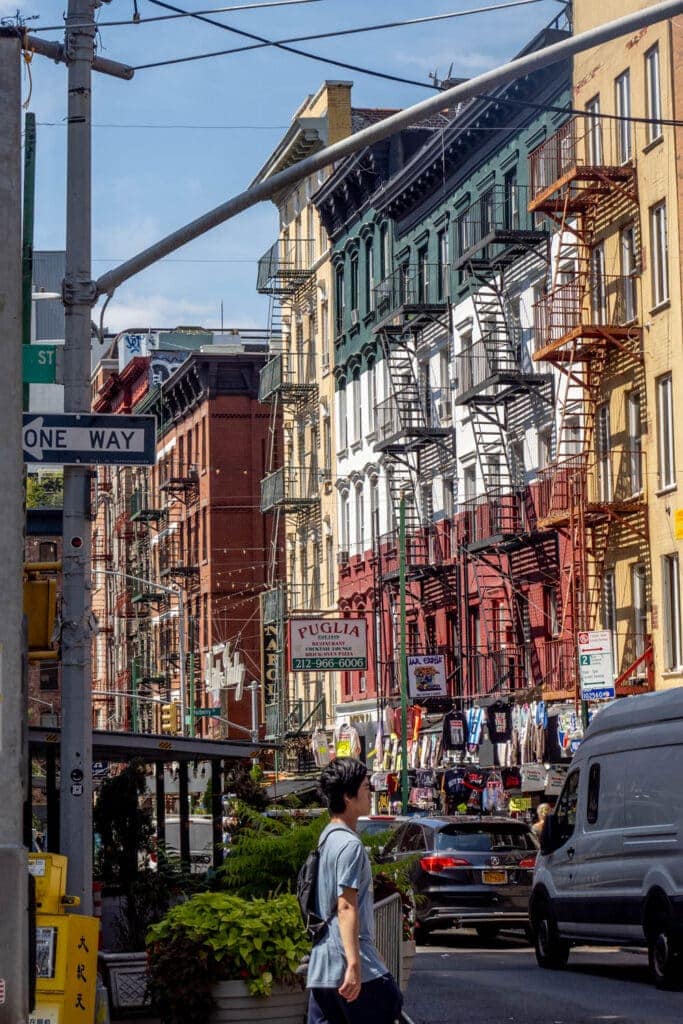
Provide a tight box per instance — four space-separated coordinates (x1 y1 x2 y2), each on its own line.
527 113 652 698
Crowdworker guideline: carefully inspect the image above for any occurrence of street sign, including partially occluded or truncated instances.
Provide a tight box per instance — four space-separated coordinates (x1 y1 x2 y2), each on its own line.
22 413 156 466
194 707 222 718
23 344 61 384
578 629 615 701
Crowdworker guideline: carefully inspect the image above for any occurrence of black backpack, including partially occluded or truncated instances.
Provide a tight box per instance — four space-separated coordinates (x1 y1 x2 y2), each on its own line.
297 827 348 944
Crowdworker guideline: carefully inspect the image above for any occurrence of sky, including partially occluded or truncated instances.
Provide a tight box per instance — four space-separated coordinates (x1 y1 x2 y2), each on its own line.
2 0 564 334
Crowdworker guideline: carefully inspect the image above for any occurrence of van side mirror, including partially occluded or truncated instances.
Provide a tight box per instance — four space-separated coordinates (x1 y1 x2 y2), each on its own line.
540 814 558 856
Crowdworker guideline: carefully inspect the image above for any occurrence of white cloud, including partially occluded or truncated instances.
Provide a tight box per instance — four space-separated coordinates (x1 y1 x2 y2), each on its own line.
96 292 218 334
393 47 497 76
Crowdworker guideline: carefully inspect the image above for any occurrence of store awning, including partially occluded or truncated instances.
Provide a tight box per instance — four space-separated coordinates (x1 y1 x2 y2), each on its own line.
264 776 320 800
29 726 277 763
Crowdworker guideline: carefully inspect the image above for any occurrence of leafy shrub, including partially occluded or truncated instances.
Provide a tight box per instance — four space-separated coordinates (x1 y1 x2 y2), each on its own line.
216 812 328 898
146 892 310 1023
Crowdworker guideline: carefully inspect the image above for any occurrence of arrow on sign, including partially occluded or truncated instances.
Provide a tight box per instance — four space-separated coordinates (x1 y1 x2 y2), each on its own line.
22 413 155 466
23 417 146 462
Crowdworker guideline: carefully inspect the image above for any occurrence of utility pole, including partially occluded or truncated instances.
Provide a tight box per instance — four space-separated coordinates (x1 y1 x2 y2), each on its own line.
60 0 98 915
399 493 409 815
22 112 36 412
0 28 29 1024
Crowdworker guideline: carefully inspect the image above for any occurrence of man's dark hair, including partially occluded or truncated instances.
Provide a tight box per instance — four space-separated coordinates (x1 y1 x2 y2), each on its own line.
318 757 368 814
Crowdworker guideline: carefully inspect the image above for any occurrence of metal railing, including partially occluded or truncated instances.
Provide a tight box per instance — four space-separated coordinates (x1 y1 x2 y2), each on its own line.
373 894 403 989
158 460 199 491
257 238 316 295
130 486 163 521
529 116 631 202
258 349 318 402
454 184 542 265
260 465 320 512
373 263 449 318
533 274 639 353
456 339 519 397
536 449 645 521
459 494 521 542
375 390 452 445
158 535 198 576
462 646 527 697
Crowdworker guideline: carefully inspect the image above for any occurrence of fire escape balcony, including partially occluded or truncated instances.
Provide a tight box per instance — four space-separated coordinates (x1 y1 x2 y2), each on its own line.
459 494 521 550
373 263 449 330
158 460 199 496
256 238 316 296
528 116 637 214
158 536 199 579
533 274 640 363
258 349 318 403
260 465 320 513
374 392 453 453
452 185 547 271
461 645 527 698
130 486 164 523
454 338 542 405
535 448 646 529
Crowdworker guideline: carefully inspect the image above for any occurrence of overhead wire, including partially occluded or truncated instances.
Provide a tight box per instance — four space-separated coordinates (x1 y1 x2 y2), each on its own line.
134 0 547 72
29 0 325 32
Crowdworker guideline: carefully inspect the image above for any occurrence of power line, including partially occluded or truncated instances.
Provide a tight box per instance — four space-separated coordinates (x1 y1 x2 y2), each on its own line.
38 121 288 130
135 0 546 73
29 0 325 32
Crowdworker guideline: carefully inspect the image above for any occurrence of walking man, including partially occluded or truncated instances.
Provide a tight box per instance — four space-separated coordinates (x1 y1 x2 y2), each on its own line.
307 757 403 1024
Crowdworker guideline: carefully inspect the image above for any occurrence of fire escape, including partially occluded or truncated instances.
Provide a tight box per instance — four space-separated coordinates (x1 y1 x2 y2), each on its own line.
257 235 325 742
453 184 555 699
372 258 458 693
528 114 652 698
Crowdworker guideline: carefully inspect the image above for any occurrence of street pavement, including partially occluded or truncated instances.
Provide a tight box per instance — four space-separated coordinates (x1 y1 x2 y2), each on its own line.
403 930 683 1024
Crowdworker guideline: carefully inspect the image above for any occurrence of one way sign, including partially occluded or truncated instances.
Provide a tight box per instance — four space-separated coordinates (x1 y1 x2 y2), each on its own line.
23 413 156 466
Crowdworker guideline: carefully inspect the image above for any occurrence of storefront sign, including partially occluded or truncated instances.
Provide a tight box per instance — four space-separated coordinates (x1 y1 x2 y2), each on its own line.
578 629 615 701
289 618 367 671
508 796 532 812
261 621 278 705
675 508 683 540
407 654 447 698
545 766 569 795
520 764 546 792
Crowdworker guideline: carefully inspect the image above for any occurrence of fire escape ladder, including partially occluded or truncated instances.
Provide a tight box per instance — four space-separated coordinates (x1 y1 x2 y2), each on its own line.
471 553 515 692
471 402 513 499
471 273 519 377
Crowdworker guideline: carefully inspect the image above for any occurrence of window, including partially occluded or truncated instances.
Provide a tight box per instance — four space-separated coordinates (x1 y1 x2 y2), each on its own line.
656 373 675 489
355 484 365 556
511 439 525 488
340 491 350 555
321 300 329 373
326 534 334 603
437 228 449 300
39 665 59 691
335 267 345 335
632 563 647 660
367 359 376 435
323 413 332 476
338 385 348 451
627 390 642 494
590 242 606 324
545 585 559 637
596 402 612 501
620 223 637 323
585 95 603 164
39 541 58 562
417 245 429 303
587 763 601 825
379 223 390 280
350 254 359 314
456 210 470 258
554 770 580 847
645 44 663 144
650 202 669 307
538 428 552 470
364 239 374 313
603 568 617 675
504 167 519 230
352 368 362 443
663 553 682 670
463 463 477 502
615 70 632 163
368 475 380 550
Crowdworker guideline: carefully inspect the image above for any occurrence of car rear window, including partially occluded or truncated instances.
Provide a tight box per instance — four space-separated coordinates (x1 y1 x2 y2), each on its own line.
358 820 394 837
435 825 536 853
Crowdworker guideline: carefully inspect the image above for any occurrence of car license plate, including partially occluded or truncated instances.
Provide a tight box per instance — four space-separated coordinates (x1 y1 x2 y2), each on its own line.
482 869 507 884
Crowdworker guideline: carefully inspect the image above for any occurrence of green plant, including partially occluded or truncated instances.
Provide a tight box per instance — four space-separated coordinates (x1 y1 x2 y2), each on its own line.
371 857 419 941
146 892 310 1023
216 812 328 898
26 472 64 509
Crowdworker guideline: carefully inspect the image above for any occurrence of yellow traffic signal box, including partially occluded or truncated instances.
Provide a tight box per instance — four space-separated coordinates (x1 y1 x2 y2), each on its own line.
160 702 180 734
23 577 57 653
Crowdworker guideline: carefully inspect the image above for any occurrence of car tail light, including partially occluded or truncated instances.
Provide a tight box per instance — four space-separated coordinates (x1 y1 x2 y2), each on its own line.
420 855 471 872
518 855 537 869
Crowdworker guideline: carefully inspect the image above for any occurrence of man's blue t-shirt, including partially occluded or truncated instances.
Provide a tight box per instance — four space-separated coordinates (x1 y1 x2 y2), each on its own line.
306 822 388 989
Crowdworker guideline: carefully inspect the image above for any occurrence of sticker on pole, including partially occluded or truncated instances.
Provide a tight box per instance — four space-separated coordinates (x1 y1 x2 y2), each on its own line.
0 978 5 1004
578 629 615 701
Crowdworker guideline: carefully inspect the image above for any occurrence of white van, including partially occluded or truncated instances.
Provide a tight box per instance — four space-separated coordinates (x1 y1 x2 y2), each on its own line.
530 688 683 988
158 816 214 874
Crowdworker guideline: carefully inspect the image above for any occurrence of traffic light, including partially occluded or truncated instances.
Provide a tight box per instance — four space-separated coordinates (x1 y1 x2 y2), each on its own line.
23 566 59 661
160 702 180 734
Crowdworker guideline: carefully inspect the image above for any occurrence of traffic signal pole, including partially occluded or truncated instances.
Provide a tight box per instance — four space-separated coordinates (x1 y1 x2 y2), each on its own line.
0 29 29 1024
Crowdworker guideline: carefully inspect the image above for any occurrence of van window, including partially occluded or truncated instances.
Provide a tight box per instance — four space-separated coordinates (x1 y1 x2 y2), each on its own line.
554 770 580 846
625 745 683 828
587 764 600 824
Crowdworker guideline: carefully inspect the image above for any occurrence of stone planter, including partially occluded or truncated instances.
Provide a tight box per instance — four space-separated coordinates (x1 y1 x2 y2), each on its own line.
209 979 308 1023
401 939 417 991
98 951 152 1019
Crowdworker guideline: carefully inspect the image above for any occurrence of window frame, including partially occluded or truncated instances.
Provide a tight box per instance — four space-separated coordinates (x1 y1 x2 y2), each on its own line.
615 69 632 163
656 372 675 490
650 201 669 308
645 44 663 144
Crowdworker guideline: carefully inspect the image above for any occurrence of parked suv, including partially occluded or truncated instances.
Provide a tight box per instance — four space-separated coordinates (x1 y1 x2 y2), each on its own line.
377 815 538 940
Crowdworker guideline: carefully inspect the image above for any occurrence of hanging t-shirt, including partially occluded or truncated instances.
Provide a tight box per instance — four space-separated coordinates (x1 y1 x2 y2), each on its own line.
467 706 484 748
501 766 522 791
487 701 512 743
442 710 468 751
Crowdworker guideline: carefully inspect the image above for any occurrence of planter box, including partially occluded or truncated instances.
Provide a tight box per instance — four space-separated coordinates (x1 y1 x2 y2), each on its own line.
401 939 417 991
209 979 307 1023
98 951 152 1019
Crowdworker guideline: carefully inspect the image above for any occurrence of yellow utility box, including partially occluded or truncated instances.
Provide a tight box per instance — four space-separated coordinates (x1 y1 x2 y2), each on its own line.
29 853 99 1024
